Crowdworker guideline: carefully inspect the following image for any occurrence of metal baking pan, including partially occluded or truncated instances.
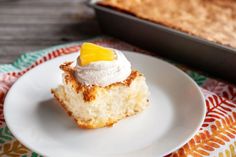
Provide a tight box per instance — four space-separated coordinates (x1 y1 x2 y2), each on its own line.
90 1 236 83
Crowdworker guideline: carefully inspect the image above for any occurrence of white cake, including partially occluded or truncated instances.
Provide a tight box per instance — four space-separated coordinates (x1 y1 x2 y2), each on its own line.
51 43 150 129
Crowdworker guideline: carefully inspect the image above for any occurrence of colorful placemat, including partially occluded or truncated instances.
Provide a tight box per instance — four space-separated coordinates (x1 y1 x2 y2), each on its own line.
0 37 236 157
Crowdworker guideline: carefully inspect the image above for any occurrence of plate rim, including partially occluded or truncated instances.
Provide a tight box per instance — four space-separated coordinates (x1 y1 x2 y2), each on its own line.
4 51 206 157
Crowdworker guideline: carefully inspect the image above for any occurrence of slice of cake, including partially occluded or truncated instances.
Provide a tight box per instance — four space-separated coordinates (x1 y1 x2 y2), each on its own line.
51 43 149 129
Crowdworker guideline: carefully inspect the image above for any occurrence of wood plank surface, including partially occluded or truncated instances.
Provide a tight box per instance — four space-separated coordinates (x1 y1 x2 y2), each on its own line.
0 0 101 64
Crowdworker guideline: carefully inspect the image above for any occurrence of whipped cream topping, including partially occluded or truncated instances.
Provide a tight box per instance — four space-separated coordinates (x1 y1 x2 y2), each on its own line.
74 50 131 87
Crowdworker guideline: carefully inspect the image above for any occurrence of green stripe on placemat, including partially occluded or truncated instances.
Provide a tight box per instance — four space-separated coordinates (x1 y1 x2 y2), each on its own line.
187 71 207 86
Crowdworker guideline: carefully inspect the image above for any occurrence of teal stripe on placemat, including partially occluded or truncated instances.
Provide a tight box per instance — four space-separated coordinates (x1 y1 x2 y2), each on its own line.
187 70 207 86
0 64 18 73
12 53 40 70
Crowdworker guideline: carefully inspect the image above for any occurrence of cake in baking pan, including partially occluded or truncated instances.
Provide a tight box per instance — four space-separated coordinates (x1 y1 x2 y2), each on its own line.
99 0 236 48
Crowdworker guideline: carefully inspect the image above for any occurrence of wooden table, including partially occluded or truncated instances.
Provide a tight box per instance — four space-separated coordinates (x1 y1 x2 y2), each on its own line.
0 0 101 64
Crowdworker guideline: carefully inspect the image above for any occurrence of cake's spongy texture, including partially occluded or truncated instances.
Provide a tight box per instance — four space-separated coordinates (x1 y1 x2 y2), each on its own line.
52 73 149 129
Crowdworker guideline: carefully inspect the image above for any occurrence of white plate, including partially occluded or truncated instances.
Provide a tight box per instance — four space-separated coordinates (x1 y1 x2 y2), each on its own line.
4 51 206 157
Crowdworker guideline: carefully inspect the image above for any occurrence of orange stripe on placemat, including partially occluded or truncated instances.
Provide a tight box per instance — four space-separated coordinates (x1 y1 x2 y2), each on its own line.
195 149 210 156
201 145 214 151
206 141 220 148
211 138 225 145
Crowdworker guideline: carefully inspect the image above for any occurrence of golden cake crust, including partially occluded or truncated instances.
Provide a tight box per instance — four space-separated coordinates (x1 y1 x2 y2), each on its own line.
99 0 236 48
59 62 141 102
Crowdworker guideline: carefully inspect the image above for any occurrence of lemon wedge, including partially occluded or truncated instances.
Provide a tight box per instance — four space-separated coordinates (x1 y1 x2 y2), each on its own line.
79 42 115 66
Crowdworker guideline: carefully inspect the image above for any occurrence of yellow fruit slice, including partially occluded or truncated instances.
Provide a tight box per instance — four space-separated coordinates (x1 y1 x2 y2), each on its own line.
79 42 115 66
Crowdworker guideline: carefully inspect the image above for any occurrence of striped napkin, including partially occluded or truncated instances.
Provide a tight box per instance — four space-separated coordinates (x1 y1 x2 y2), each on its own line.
0 37 236 157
